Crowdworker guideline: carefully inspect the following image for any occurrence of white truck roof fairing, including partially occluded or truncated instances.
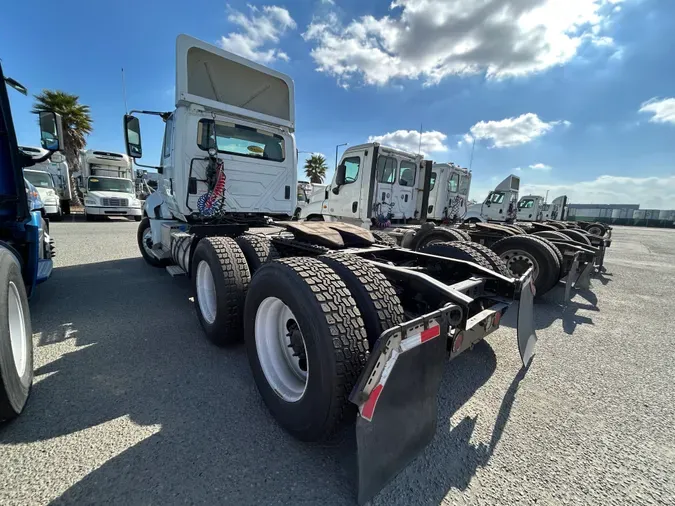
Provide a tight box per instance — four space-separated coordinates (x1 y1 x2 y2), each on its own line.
176 34 295 131
495 175 520 192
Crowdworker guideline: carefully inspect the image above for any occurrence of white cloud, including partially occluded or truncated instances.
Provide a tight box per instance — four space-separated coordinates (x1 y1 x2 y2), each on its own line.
522 175 675 209
219 5 296 63
466 113 568 148
639 98 675 125
368 130 448 156
514 167 522 171
303 0 623 87
321 0 335 4
530 163 552 171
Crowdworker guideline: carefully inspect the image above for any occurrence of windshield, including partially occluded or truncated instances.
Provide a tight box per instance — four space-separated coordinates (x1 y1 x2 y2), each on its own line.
88 177 134 193
24 171 54 188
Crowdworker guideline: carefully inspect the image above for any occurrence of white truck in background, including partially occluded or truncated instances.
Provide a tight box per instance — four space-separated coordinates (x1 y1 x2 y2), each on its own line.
77 149 142 221
426 163 471 223
19 146 72 219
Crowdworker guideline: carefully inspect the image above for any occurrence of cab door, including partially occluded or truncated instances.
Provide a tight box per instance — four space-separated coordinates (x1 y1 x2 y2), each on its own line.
326 154 363 222
483 191 506 220
395 159 417 219
373 154 398 220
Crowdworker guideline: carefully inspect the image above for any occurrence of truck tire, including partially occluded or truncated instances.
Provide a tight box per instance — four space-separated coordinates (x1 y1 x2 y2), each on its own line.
318 254 404 347
475 222 518 236
530 222 558 232
0 249 33 422
419 241 493 271
235 235 280 274
192 237 251 346
136 218 169 267
557 228 592 246
414 227 467 250
244 257 369 441
444 227 472 241
500 223 526 234
543 221 565 230
370 230 397 246
585 223 606 237
460 242 511 277
490 235 561 294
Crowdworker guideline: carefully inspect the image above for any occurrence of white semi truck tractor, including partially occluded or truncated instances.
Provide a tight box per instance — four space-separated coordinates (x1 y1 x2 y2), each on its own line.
78 149 142 221
124 34 537 504
19 146 72 219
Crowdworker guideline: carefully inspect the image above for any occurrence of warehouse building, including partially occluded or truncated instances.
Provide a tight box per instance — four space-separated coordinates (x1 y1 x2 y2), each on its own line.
566 203 675 227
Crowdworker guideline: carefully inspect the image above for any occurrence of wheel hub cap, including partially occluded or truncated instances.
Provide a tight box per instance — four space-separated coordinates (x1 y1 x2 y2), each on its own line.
499 249 539 281
196 261 217 325
8 281 27 377
255 297 308 402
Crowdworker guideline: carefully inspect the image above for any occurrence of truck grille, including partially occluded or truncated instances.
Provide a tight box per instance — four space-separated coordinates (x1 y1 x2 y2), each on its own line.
101 198 128 207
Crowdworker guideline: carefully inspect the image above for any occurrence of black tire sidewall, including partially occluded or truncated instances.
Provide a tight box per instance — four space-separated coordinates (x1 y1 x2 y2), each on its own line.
136 218 165 267
191 238 249 346
492 237 557 293
244 265 348 441
0 250 33 420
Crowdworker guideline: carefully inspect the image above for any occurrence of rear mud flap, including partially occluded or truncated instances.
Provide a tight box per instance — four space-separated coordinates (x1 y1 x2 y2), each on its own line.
517 269 537 368
349 306 460 505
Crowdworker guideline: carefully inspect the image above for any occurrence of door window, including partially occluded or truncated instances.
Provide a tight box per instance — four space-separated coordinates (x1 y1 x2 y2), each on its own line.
458 176 470 195
376 156 397 183
488 192 505 204
399 160 416 187
448 173 459 193
343 156 360 184
518 199 535 209
162 115 174 158
429 172 437 191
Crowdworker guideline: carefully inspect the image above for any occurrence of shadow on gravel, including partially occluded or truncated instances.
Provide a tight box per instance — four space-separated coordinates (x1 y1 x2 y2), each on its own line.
0 257 515 506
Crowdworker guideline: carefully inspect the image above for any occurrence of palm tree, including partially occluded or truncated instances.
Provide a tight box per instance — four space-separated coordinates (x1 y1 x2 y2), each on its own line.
304 154 328 184
32 90 93 205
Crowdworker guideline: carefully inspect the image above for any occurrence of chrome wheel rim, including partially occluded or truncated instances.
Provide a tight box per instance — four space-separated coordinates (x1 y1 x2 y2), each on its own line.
255 297 308 402
8 281 27 377
499 248 539 281
196 261 217 325
142 227 154 258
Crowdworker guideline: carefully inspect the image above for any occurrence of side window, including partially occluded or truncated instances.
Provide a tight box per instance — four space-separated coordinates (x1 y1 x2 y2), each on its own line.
519 199 534 209
490 192 505 204
399 160 416 187
448 173 459 193
162 115 174 159
429 172 437 191
376 156 397 183
458 176 470 196
343 156 360 184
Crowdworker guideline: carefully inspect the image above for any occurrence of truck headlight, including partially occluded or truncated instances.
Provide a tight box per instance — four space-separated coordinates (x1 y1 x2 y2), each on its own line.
46 189 56 197
85 198 97 205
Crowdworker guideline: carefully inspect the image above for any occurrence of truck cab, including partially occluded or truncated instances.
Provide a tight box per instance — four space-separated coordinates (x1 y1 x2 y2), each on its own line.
427 163 471 223
300 143 425 227
23 168 60 219
19 146 71 216
465 175 520 223
78 150 142 221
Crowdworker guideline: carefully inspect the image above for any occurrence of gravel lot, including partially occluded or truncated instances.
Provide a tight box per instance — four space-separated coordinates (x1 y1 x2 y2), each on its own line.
1 220 674 505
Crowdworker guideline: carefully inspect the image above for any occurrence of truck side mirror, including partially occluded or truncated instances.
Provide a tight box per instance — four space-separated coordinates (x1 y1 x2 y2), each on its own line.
39 111 64 152
197 118 217 152
124 115 143 158
335 164 346 186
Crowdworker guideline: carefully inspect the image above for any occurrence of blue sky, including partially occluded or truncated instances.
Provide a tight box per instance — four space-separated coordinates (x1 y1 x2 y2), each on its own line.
2 0 674 208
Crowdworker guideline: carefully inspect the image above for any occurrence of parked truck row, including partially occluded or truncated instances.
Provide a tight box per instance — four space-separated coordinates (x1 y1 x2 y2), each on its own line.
124 34 538 504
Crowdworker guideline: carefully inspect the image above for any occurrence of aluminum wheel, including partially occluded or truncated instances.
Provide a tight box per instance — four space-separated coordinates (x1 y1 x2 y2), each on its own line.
255 296 308 402
8 281 27 377
141 227 156 259
196 260 217 325
499 248 540 282
588 225 603 236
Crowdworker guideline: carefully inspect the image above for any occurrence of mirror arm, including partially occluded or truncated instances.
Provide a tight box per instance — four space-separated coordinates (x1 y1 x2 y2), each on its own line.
131 159 162 171
129 109 172 121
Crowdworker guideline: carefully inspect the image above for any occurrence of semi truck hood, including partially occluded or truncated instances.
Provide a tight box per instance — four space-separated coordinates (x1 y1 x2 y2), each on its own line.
35 187 57 203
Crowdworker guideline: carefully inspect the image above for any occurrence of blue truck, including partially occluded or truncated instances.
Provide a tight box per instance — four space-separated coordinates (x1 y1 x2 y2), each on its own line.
0 62 61 421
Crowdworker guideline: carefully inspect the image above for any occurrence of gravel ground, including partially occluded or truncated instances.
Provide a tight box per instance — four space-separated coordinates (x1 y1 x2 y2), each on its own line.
0 221 673 505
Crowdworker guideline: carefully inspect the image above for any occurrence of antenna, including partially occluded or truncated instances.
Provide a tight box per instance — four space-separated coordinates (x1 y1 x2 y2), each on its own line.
418 123 423 156
121 68 128 113
468 137 476 171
